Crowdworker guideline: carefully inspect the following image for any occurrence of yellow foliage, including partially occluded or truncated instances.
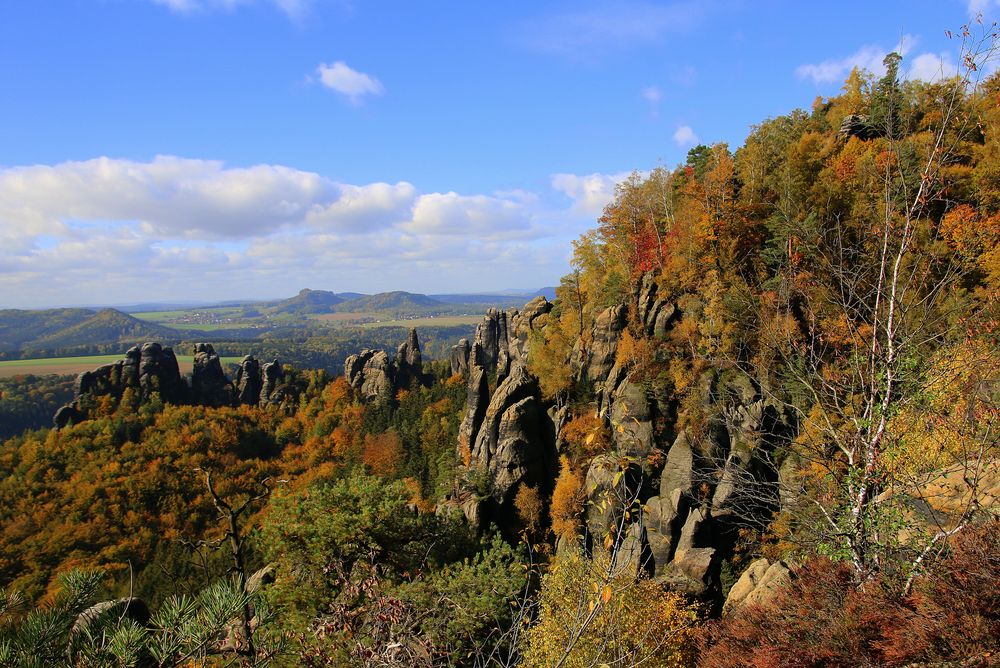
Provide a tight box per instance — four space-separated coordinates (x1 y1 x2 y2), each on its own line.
523 551 698 668
515 483 544 538
550 456 586 541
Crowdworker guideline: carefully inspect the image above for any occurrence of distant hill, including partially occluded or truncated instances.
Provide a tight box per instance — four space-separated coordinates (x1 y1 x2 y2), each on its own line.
0 308 97 351
334 291 444 312
534 286 557 300
24 309 181 350
264 289 346 315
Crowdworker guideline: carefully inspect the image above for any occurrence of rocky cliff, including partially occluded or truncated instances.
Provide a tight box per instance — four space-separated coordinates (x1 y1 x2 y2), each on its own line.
450 282 790 607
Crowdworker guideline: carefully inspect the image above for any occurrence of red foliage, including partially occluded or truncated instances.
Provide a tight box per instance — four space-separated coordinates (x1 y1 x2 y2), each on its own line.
700 521 1000 667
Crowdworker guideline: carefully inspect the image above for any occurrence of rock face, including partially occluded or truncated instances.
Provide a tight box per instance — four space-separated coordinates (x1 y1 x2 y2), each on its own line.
449 338 471 376
53 342 288 425
344 328 426 402
235 356 263 405
191 343 233 406
455 298 556 532
395 328 423 389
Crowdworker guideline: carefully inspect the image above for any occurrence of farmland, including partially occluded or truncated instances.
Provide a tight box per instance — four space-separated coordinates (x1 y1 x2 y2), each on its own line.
0 354 244 378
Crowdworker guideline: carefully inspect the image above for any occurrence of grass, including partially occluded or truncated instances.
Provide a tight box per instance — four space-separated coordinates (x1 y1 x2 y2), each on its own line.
0 354 244 378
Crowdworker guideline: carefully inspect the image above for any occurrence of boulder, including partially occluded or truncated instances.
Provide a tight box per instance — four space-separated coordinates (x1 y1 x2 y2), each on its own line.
722 559 792 615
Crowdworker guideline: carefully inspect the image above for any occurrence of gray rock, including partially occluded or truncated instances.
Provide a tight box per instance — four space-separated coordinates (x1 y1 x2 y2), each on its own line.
259 359 284 405
344 349 395 401
191 343 233 407
449 338 471 376
458 361 490 458
395 328 423 389
610 378 655 457
236 356 262 405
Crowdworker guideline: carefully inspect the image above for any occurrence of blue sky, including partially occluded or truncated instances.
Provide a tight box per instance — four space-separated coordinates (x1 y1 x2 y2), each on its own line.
0 0 993 307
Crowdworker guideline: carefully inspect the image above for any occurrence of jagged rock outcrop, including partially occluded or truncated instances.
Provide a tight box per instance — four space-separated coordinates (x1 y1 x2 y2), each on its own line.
191 343 233 406
235 356 262 405
454 300 556 531
345 349 395 401
469 364 555 505
54 342 288 425
395 328 423 389
722 558 792 615
470 298 553 381
458 353 489 456
839 113 876 140
449 338 471 376
259 359 284 405
344 328 426 402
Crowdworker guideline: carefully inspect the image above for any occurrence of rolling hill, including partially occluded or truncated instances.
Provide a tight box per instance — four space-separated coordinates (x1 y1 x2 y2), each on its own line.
1 308 183 352
264 288 346 315
334 291 445 312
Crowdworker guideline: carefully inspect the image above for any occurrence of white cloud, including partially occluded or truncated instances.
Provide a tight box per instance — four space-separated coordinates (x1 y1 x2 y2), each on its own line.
306 182 416 232
796 45 892 84
315 61 385 103
0 156 334 238
642 86 663 104
673 125 698 147
796 34 970 87
796 35 918 84
968 0 998 17
908 52 960 82
0 156 604 306
407 193 534 238
551 172 630 217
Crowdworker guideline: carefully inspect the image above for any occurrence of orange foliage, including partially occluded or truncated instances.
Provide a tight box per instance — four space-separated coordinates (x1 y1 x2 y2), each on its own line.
361 429 404 478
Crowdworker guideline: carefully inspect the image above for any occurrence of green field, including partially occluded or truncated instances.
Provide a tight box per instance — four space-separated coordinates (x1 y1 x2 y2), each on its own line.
0 354 244 378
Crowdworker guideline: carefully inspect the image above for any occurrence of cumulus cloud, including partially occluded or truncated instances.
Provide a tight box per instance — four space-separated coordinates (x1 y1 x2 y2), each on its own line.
315 61 385 103
551 172 630 217
908 52 960 82
642 86 663 104
796 35 917 84
0 156 334 238
306 182 417 232
407 193 534 238
0 156 603 306
673 125 698 147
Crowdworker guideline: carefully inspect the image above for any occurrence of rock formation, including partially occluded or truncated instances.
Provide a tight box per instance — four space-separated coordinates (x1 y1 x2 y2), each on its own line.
191 343 233 406
449 278 789 607
344 328 427 402
721 558 792 615
54 342 287 426
449 338 471 376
